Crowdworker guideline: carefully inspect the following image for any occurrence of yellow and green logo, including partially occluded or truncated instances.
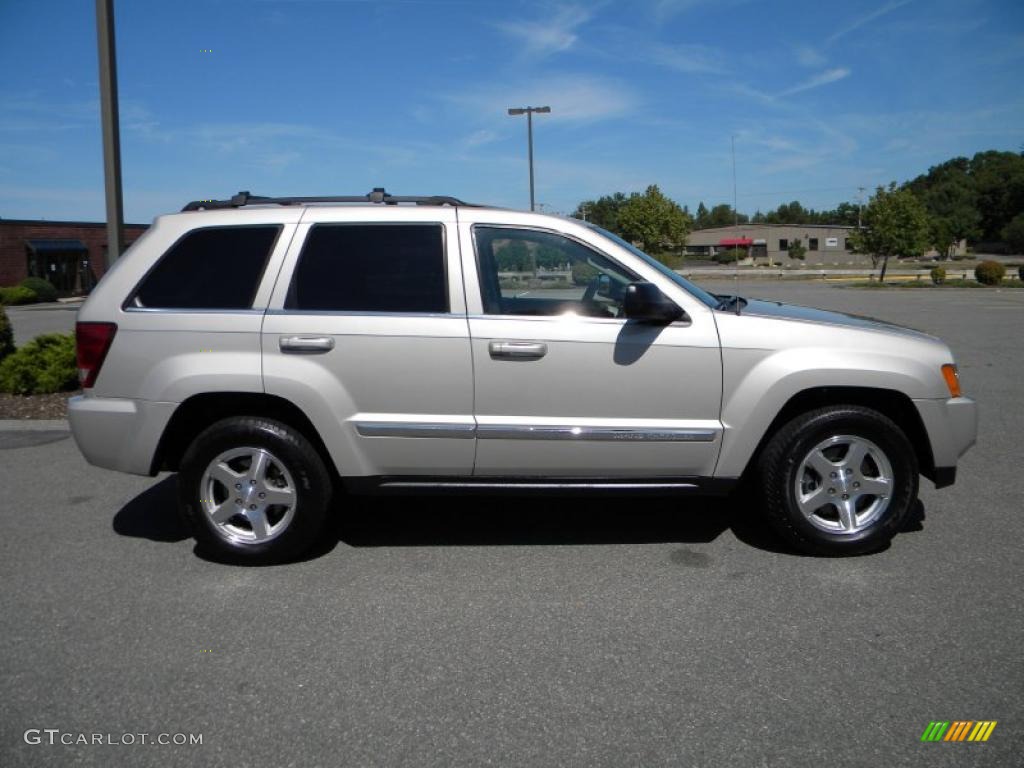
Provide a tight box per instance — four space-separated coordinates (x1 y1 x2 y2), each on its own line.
921 721 997 742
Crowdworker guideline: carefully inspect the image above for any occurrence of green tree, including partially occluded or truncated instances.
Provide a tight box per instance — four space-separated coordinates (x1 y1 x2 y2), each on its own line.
774 200 810 224
572 192 628 233
495 240 531 272
534 244 565 270
1003 213 1024 254
913 166 981 258
818 201 860 227
705 203 747 228
695 202 709 229
617 185 692 257
848 183 932 282
969 150 1024 240
787 237 807 261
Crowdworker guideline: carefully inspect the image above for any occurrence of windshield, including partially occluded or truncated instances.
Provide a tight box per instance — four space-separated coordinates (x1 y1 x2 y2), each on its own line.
583 224 720 308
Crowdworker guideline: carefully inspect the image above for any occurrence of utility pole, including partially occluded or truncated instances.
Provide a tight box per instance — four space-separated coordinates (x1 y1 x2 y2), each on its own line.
508 106 551 211
732 135 739 278
857 186 865 229
96 0 125 264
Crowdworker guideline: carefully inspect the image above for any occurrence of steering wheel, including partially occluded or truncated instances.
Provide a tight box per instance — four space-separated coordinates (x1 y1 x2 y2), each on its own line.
582 275 602 304
581 275 615 317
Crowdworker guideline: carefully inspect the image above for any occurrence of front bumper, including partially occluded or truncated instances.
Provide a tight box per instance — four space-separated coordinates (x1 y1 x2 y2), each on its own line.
912 396 978 488
68 395 177 476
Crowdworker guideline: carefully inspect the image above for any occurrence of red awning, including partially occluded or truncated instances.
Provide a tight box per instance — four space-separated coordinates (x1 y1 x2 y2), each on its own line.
718 238 753 246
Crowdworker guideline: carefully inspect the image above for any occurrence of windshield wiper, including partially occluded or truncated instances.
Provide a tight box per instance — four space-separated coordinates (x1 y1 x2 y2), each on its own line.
715 294 747 315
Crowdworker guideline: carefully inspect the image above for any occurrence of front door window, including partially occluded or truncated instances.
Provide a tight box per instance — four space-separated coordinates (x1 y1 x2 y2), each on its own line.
473 226 638 319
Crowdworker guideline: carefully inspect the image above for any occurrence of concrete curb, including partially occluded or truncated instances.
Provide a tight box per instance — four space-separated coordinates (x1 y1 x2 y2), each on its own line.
0 419 70 431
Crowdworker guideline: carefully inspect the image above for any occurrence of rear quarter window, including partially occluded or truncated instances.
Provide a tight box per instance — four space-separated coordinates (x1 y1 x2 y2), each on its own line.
130 225 280 309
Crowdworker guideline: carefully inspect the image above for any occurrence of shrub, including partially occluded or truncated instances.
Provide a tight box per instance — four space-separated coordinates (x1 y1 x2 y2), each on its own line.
930 266 946 285
713 247 745 264
571 261 599 286
19 276 58 303
0 306 14 363
0 333 78 395
974 260 1005 286
787 238 807 261
0 285 38 305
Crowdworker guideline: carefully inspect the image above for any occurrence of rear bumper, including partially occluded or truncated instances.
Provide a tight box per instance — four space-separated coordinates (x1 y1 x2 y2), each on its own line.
912 396 977 488
68 395 177 476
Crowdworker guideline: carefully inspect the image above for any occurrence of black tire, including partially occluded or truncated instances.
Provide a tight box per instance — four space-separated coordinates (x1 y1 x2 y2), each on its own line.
757 405 918 556
178 416 332 564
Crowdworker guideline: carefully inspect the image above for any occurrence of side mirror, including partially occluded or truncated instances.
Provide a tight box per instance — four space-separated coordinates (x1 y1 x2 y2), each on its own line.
623 282 686 323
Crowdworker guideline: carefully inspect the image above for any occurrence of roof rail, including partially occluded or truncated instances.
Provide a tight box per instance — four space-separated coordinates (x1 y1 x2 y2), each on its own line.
181 187 474 212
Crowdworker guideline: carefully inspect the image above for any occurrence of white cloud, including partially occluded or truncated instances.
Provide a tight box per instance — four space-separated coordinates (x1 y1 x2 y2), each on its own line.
650 0 750 22
776 67 851 97
826 0 913 45
795 45 826 68
449 74 640 123
463 129 499 148
648 43 724 74
494 6 591 57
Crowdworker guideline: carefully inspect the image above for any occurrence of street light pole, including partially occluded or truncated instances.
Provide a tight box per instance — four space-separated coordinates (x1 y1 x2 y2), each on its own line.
96 0 125 265
508 106 551 211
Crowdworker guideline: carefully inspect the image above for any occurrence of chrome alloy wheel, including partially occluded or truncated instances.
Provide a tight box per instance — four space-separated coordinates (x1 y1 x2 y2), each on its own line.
200 447 297 545
794 435 894 534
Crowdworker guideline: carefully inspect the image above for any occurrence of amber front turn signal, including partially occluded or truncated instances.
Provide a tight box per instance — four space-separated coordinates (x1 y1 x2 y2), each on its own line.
941 364 962 398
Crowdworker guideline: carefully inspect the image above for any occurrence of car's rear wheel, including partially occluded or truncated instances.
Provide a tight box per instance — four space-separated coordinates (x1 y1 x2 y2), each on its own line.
757 405 918 555
178 417 332 564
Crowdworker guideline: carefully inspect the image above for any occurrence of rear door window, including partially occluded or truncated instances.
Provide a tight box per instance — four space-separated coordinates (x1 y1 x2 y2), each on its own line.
132 226 280 309
285 224 447 313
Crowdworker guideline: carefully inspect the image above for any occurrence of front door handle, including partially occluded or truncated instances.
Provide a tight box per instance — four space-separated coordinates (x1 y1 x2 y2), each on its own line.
488 341 548 360
280 336 335 354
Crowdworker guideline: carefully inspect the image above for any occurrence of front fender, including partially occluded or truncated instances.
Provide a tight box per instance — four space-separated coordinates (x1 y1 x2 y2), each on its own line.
714 345 949 478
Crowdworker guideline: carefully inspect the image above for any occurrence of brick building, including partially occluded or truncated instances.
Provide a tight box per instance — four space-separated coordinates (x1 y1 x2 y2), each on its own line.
0 219 148 294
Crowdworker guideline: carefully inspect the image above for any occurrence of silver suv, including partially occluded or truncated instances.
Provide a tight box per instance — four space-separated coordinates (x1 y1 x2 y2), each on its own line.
70 189 977 563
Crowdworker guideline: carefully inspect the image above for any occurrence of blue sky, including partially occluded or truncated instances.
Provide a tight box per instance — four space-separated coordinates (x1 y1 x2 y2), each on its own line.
1 0 1022 223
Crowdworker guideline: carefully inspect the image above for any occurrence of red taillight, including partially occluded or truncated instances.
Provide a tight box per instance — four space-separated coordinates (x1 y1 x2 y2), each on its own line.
75 322 117 389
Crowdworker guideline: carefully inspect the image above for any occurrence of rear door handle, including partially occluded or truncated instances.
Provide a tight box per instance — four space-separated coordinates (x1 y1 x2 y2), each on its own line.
280 336 335 354
488 341 548 360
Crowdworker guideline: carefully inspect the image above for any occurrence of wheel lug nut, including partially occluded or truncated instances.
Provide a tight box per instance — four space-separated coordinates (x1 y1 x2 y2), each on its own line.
846 468 853 475
828 488 835 495
234 483 241 490
842 493 849 500
250 480 256 485
249 504 257 510
235 498 241 505
853 482 860 488
830 472 837 478
259 492 266 499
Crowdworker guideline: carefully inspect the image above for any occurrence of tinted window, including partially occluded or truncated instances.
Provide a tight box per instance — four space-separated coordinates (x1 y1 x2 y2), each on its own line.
133 226 279 309
287 224 447 313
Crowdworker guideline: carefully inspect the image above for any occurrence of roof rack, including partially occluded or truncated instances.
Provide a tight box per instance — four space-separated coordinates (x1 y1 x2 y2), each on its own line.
182 187 474 212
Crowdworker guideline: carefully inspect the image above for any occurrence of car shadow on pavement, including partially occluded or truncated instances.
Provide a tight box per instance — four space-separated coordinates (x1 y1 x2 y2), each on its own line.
112 475 189 543
337 493 736 548
111 475 928 560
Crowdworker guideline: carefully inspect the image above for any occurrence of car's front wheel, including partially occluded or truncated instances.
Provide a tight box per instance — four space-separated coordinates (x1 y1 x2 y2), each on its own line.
757 405 918 555
178 416 332 564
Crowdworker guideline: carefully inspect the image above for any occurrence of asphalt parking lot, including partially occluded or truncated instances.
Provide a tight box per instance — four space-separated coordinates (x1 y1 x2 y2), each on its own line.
2 301 81 346
1 281 1021 767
